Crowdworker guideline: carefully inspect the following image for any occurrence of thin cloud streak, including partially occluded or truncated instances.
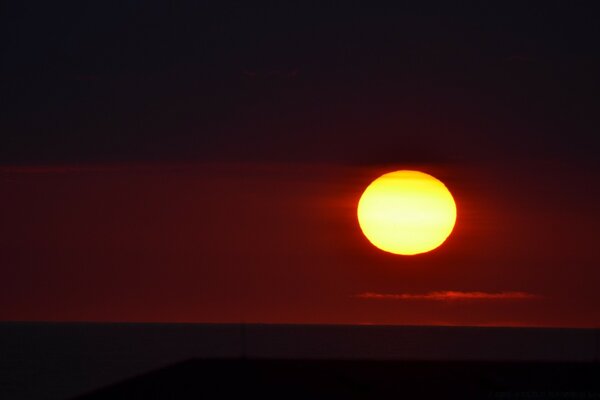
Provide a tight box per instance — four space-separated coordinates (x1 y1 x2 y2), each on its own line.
357 291 541 301
0 164 180 174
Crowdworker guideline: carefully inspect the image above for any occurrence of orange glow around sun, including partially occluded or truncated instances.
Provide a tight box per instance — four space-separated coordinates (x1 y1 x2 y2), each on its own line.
357 170 457 255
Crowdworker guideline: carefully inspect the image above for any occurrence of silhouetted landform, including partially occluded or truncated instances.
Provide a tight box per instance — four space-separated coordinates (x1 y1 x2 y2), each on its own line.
78 359 600 399
1 323 599 399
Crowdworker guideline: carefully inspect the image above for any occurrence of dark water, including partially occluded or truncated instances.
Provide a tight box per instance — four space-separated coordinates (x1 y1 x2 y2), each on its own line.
79 359 600 400
1 323 598 399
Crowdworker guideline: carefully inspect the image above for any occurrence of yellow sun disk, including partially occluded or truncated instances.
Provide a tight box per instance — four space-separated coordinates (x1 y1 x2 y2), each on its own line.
357 171 457 255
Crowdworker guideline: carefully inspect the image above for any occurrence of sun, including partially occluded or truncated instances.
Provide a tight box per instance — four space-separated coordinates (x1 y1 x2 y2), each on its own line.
357 170 457 255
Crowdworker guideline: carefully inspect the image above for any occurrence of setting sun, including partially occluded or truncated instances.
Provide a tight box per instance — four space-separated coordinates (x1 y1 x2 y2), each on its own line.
357 170 457 255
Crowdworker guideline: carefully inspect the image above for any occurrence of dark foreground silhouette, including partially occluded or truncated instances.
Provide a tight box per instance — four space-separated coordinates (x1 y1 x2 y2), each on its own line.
77 359 600 399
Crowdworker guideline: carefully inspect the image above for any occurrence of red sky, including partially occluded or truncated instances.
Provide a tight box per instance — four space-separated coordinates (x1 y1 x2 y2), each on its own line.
3 4 600 328
2 161 599 327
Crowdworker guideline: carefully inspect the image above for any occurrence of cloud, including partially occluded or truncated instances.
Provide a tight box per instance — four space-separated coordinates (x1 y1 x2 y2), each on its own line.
0 164 189 175
0 166 113 174
241 68 300 79
356 291 540 301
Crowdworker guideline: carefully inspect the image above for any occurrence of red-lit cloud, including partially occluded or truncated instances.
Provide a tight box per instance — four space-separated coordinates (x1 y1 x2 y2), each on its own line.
356 291 540 301
0 164 163 174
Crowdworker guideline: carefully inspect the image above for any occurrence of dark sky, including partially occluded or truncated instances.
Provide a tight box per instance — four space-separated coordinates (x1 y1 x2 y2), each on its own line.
1 2 599 327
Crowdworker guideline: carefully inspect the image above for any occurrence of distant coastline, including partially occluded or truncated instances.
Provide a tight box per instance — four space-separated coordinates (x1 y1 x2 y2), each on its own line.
1 323 599 399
